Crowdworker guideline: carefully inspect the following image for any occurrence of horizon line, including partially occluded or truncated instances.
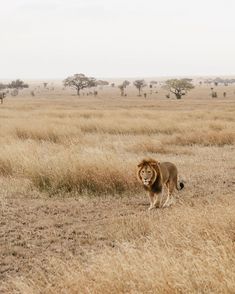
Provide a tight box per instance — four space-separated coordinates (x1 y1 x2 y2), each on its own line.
1 73 235 81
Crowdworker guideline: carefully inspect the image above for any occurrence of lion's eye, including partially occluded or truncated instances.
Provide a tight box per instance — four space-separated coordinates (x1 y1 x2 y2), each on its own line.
141 170 144 173
147 171 151 174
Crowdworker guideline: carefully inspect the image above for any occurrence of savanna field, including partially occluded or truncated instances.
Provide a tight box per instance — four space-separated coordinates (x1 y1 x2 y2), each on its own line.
0 83 235 293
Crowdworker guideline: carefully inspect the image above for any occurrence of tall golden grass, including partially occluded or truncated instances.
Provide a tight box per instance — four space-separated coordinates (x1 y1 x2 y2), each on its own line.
0 97 234 195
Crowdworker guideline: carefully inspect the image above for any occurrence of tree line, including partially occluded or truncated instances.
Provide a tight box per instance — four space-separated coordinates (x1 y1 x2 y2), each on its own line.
63 73 195 99
0 79 29 91
0 79 29 103
5 74 233 102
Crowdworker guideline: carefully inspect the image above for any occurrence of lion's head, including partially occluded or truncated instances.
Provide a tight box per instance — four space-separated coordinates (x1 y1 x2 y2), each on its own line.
137 159 160 187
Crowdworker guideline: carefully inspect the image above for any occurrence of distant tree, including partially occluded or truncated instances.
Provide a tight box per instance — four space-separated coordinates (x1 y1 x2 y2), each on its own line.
94 90 98 97
11 89 19 96
8 79 29 90
133 79 146 96
212 91 217 98
213 77 223 85
150 81 158 89
118 80 130 96
118 84 125 96
0 92 6 104
123 80 130 88
96 80 109 86
63 73 96 96
209 78 235 86
182 78 193 82
223 92 226 98
144 93 147 99
111 83 115 87
0 83 7 90
163 79 194 99
43 82 48 88
205 79 213 85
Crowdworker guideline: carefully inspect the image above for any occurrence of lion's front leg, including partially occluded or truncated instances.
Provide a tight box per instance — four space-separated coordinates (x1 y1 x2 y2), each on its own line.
153 193 160 208
148 191 155 210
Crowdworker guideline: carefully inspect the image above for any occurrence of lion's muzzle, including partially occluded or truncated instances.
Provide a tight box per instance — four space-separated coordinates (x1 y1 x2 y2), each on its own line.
143 179 150 186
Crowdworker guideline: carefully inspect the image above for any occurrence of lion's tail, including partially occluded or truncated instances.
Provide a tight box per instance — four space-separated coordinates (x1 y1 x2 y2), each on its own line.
176 177 185 191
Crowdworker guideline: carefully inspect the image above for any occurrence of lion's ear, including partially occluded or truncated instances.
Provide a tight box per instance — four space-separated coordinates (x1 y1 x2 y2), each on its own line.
150 161 158 167
137 163 143 168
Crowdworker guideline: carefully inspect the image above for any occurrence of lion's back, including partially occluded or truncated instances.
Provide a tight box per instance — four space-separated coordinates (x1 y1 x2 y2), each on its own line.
160 162 178 179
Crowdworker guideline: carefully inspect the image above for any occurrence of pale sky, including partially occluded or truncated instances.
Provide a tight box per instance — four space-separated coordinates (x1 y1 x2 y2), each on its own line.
0 0 235 79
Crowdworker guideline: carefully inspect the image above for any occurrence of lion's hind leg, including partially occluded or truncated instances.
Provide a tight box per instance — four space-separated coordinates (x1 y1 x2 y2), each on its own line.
162 180 175 208
164 180 175 207
160 184 169 208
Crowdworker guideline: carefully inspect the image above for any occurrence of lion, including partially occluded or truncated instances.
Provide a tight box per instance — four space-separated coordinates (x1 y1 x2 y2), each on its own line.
137 158 184 210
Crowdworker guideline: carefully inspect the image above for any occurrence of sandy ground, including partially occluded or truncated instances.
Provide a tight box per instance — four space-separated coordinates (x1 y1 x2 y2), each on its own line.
1 186 235 291
0 194 148 283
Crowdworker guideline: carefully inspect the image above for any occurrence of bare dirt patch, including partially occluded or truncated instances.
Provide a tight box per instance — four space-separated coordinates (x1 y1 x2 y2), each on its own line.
1 191 235 293
0 195 146 284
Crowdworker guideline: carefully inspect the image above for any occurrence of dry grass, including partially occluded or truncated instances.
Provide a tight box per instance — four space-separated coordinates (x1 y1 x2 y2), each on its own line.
165 130 235 146
6 199 235 294
0 141 137 195
0 94 234 195
0 84 235 293
126 139 192 155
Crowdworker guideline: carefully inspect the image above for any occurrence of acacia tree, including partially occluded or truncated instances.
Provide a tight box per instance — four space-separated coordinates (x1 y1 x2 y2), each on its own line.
123 80 130 88
118 80 130 96
118 84 125 96
150 80 158 88
8 79 29 90
133 79 146 96
163 79 194 99
63 73 96 95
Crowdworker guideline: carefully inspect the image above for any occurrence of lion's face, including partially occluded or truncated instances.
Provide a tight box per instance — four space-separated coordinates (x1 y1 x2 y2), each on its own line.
137 160 158 187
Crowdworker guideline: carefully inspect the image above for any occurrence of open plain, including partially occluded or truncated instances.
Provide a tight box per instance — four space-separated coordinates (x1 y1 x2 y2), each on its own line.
0 83 235 293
